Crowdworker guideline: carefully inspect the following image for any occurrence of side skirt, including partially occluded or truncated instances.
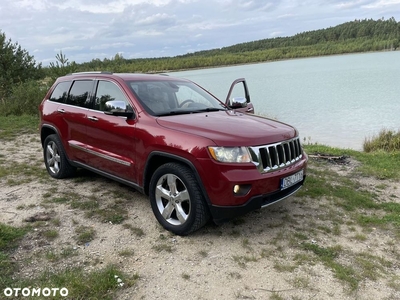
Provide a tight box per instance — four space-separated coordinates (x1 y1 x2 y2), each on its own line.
70 161 144 194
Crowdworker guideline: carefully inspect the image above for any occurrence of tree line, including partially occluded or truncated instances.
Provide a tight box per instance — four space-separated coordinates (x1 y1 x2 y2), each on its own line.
77 17 400 73
0 17 399 116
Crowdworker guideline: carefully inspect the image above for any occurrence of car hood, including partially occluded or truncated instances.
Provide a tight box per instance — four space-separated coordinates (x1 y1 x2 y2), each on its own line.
156 110 297 146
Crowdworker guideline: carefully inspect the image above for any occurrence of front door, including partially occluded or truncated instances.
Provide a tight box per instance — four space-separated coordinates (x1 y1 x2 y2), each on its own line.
85 80 137 181
225 78 254 113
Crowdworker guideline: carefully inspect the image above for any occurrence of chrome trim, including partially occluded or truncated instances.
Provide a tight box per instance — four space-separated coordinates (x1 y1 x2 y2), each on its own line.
260 185 302 208
69 143 131 166
249 137 303 173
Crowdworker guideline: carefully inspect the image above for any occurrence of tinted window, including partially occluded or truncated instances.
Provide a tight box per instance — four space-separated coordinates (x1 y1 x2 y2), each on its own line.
94 81 132 112
49 81 71 103
66 80 93 108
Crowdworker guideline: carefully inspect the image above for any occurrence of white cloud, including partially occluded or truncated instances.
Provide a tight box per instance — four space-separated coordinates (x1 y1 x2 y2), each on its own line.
1 0 399 65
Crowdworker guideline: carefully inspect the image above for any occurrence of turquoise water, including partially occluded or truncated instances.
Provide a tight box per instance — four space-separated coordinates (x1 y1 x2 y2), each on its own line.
170 51 400 150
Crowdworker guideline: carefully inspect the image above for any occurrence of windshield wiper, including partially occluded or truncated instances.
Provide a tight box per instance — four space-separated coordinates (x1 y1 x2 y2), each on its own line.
157 107 226 117
157 110 192 117
191 107 227 113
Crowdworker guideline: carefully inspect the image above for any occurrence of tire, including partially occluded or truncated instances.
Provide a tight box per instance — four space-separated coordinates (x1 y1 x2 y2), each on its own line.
149 162 210 235
43 134 76 179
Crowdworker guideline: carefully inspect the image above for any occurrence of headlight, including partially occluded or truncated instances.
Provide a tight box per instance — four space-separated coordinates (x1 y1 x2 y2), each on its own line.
208 146 251 163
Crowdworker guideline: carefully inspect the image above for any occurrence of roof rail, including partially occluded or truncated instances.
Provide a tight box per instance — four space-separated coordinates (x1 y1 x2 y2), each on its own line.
67 71 113 75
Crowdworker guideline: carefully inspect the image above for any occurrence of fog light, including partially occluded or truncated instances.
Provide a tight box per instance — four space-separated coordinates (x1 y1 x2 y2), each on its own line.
233 185 240 194
233 184 251 196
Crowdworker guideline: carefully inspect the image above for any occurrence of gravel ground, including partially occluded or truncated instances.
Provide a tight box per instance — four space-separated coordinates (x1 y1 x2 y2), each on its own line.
1 134 400 300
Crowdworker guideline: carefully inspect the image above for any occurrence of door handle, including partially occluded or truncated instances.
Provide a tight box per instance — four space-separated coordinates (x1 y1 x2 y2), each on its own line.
57 108 65 113
87 116 98 121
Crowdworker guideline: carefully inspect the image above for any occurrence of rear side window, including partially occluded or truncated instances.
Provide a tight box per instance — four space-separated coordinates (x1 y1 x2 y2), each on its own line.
66 80 93 108
49 81 71 103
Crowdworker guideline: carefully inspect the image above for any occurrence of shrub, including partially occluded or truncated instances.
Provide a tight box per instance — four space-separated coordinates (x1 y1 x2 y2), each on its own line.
0 79 49 116
363 129 400 152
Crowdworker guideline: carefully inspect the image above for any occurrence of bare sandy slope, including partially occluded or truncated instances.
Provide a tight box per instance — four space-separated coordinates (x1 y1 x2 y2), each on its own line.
1 134 400 300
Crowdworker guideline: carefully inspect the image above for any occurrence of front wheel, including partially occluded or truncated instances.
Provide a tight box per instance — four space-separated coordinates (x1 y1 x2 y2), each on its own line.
149 163 210 235
43 134 76 179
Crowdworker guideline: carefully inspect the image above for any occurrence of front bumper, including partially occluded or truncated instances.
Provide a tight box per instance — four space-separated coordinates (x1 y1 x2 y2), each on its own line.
209 178 305 224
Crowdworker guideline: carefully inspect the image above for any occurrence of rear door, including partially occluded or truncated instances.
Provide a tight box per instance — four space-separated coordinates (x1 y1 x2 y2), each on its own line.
84 79 137 181
225 78 254 113
55 79 94 163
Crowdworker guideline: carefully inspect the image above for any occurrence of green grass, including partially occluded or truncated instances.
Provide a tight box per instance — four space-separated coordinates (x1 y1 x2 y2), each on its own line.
85 202 128 224
363 129 400 152
74 226 96 245
152 244 174 253
15 265 138 300
0 224 29 288
122 224 145 237
181 273 190 280
301 243 360 290
299 146 400 231
118 249 135 257
42 229 59 241
0 115 39 140
232 255 258 268
0 225 137 299
0 161 47 183
304 144 400 180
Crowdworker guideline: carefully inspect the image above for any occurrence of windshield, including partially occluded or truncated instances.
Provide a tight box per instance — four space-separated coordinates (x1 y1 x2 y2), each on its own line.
125 79 227 116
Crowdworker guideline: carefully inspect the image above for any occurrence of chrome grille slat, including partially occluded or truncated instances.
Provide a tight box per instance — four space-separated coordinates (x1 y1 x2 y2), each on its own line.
250 137 303 173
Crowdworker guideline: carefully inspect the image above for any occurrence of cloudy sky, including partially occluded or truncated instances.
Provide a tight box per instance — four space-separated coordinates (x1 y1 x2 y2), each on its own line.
1 0 399 65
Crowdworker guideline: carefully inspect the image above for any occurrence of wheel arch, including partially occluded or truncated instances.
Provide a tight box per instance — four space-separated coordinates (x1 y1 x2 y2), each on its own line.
40 124 59 147
143 151 211 205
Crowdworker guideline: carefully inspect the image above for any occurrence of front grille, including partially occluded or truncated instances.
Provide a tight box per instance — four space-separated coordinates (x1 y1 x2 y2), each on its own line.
249 137 303 173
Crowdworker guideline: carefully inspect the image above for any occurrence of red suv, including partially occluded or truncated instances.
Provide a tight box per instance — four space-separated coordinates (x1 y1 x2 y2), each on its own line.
39 72 307 235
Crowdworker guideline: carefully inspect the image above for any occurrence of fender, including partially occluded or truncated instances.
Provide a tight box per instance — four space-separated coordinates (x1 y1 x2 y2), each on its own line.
143 151 212 206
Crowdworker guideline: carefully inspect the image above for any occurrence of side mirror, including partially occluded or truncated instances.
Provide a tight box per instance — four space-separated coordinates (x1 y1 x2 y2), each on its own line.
229 97 247 108
104 100 134 118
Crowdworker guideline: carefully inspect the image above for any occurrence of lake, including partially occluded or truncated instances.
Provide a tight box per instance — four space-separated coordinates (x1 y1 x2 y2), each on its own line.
169 51 400 150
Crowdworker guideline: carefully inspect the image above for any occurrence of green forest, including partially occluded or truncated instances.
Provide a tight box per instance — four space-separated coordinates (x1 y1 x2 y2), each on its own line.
1 17 400 117
79 17 400 73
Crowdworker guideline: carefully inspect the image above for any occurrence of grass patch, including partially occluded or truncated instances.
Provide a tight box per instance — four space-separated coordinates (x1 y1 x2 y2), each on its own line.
152 244 174 253
301 242 360 290
181 273 190 280
198 250 208 258
273 261 298 272
0 224 28 251
0 161 47 184
298 148 400 230
0 115 39 140
363 129 400 152
122 224 145 237
85 201 129 224
232 255 258 268
42 229 59 241
304 144 400 180
118 249 135 257
15 265 138 300
71 198 100 210
0 224 29 287
74 226 96 245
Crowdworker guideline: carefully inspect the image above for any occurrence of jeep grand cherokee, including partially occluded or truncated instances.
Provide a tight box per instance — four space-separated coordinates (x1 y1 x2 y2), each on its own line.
39 72 307 235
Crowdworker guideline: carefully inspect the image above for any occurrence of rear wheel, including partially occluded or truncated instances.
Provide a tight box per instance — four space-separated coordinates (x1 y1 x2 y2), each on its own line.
149 163 210 235
43 134 76 179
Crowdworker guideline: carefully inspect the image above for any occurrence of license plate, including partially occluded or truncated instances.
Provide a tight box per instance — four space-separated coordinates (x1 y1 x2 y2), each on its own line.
280 170 304 190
